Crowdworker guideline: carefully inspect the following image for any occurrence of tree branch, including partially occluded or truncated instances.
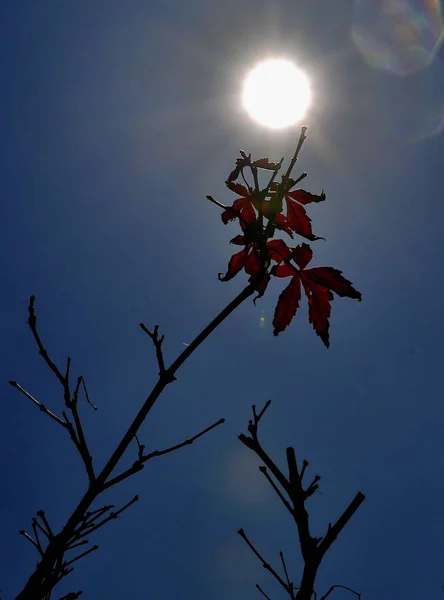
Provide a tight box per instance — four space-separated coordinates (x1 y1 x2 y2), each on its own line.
9 381 66 427
139 324 167 377
238 529 289 592
103 417 225 490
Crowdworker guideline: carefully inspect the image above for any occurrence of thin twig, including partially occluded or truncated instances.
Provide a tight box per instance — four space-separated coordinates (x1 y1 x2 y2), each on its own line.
64 545 99 568
9 382 66 427
256 584 272 600
36 511 54 539
139 324 167 376
71 379 95 483
19 530 42 555
79 377 97 411
320 584 361 600
103 418 225 490
259 466 292 513
27 295 65 388
74 496 139 541
238 529 289 591
280 551 294 598
205 195 228 210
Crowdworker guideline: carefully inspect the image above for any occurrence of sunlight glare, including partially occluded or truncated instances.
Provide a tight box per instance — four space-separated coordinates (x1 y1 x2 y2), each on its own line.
242 59 311 129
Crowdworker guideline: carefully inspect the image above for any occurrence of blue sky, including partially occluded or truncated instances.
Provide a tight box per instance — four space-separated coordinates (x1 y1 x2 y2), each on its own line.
1 1 444 598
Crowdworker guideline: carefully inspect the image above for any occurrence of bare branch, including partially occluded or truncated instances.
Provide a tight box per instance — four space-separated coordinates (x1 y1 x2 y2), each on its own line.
286 447 314 561
74 496 139 541
238 529 289 592
103 418 225 490
79 376 97 411
280 551 295 599
139 323 168 376
58 592 83 600
320 584 361 600
318 493 366 558
36 511 54 539
259 466 292 513
205 195 228 210
27 295 66 388
9 381 66 427
64 545 99 568
71 378 95 483
256 584 273 600
19 530 42 555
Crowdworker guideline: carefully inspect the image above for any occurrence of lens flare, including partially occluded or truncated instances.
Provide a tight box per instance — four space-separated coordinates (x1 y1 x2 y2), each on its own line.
351 0 443 76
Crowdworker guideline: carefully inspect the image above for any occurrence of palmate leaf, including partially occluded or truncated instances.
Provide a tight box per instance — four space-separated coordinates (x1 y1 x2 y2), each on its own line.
272 244 362 346
215 139 362 346
285 195 323 241
272 276 301 336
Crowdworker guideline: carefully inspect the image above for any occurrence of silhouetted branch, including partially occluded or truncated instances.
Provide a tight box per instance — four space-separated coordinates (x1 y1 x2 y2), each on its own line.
9 381 66 427
103 417 224 490
58 592 83 600
238 402 365 600
19 530 42 555
320 584 361 599
256 584 273 600
317 493 365 559
259 466 292 513
139 323 168 377
10 297 96 483
71 496 139 542
64 545 99 568
238 529 289 592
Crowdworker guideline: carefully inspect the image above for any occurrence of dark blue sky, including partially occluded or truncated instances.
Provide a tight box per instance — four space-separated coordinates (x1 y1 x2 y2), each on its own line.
1 1 444 598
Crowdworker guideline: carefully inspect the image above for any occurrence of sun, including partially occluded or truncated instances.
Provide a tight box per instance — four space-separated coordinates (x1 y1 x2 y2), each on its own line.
242 59 311 129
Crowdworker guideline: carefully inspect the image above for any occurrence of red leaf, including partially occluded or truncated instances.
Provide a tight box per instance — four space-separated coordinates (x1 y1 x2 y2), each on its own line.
274 213 294 237
218 248 247 282
230 235 246 245
272 263 296 278
267 239 291 263
245 249 262 276
305 267 362 301
293 243 313 269
227 165 241 182
273 276 301 335
285 197 319 241
221 206 238 224
226 181 249 196
286 189 326 205
301 279 333 348
233 198 256 226
252 158 281 170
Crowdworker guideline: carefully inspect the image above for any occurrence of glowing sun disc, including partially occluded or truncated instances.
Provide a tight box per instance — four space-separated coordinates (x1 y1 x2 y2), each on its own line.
242 59 311 129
